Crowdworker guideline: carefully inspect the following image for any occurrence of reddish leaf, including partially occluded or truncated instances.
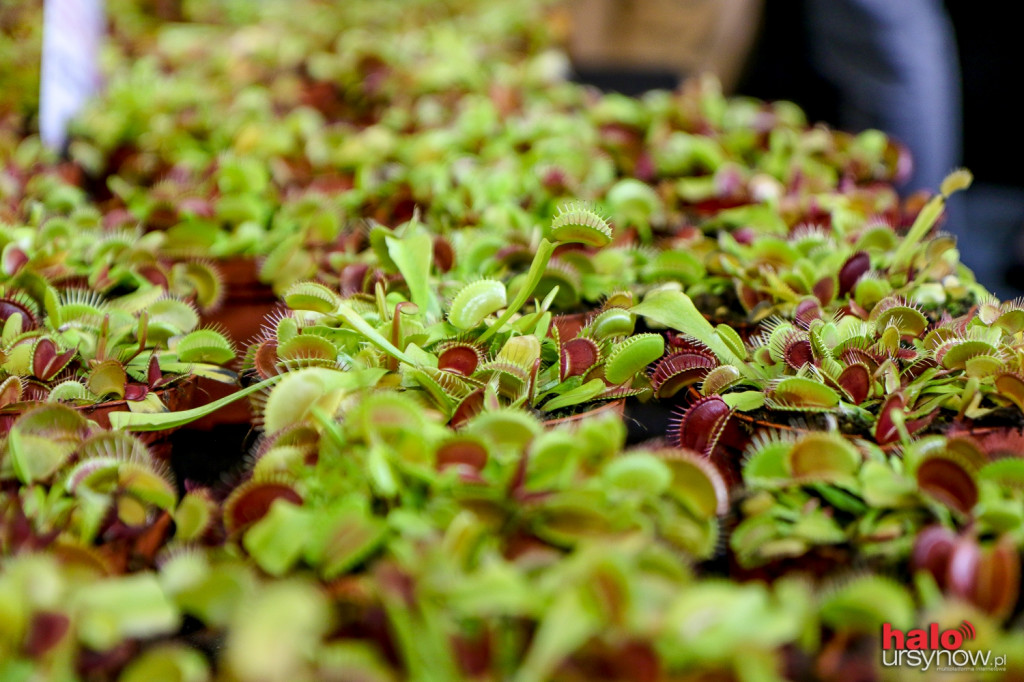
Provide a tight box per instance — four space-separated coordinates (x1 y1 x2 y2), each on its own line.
794 298 822 326
224 482 303 533
0 297 38 327
450 388 485 428
32 339 77 381
437 344 482 376
432 236 455 273
339 263 370 294
783 339 814 370
2 246 28 276
124 383 149 401
650 352 716 398
252 339 281 380
968 539 1020 619
147 354 162 388
560 338 601 380
836 363 871 405
912 525 957 590
25 612 70 657
874 394 906 444
138 264 169 288
436 440 488 474
944 536 1019 618
838 251 871 296
669 395 745 456
917 458 978 515
813 276 836 305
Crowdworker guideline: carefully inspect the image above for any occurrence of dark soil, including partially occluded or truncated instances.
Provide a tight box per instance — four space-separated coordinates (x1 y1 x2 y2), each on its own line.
169 424 257 494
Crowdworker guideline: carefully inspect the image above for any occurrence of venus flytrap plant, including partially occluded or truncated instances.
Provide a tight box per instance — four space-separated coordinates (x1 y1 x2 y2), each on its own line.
890 169 974 279
630 287 763 381
255 286 658 424
0 282 238 429
723 392 1024 607
235 205 666 423
1 203 228 315
0 405 189 560
668 287 1024 463
11 1 1024 675
0 553 184 679
690 169 983 326
733 431 928 571
221 386 734 626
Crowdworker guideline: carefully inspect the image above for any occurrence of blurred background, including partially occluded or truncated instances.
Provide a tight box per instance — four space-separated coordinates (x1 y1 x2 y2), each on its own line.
3 0 1022 298
564 0 1024 300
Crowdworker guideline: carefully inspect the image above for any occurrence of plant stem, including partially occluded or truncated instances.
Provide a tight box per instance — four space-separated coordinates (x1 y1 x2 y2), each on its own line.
478 238 556 344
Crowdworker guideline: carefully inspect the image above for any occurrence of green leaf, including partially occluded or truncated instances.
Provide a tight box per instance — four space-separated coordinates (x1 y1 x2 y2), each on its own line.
243 500 310 577
541 379 607 412
282 281 340 313
262 368 385 434
174 491 214 543
478 238 556 343
819 575 915 632
183 364 239 383
75 574 180 651
890 193 952 273
381 577 462 682
515 588 602 682
127 392 169 414
631 289 762 379
177 329 236 365
225 581 330 682
110 376 281 431
605 334 664 385
7 405 89 483
334 303 416 366
387 224 438 318
447 280 506 330
119 644 210 682
367 444 398 497
306 507 388 579
446 561 539 616
87 360 127 400
2 312 23 344
722 391 765 412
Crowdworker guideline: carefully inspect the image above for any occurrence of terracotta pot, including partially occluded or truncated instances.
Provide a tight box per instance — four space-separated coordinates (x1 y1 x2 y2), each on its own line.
940 425 1024 458
542 399 626 428
0 377 198 460
186 376 254 430
201 256 280 348
550 312 591 340
196 256 279 428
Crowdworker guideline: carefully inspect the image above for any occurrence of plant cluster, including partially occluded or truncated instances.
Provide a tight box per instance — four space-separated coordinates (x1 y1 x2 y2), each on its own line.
2 0 1024 679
